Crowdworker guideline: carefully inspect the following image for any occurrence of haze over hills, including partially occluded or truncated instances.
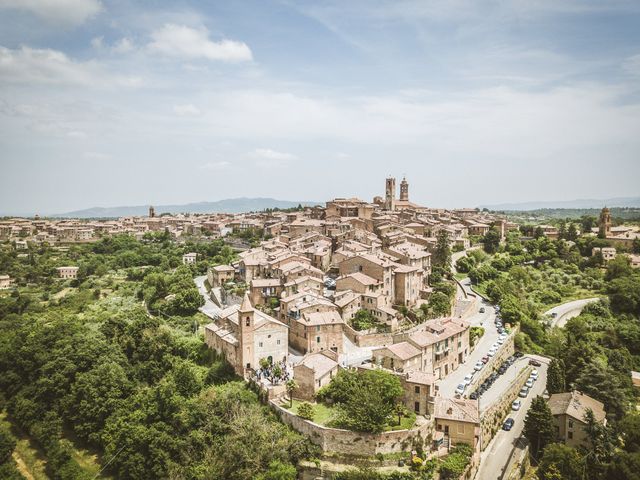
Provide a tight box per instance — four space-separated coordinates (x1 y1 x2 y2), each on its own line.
480 196 640 211
45 198 321 219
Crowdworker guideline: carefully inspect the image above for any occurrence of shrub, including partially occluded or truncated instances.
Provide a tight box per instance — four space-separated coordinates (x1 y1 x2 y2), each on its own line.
297 402 315 421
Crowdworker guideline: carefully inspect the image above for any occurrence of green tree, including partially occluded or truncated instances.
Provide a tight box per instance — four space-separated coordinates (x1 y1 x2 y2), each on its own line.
537 443 583 480
256 460 297 480
321 369 403 433
0 423 17 465
482 227 501 254
428 291 451 317
523 396 555 457
285 379 298 407
546 358 566 394
432 230 452 272
566 223 578 241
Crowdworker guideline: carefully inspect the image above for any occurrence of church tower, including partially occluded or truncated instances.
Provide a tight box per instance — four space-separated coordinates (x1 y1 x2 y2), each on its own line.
149 205 155 218
598 207 611 238
238 293 255 373
400 177 409 202
385 177 396 211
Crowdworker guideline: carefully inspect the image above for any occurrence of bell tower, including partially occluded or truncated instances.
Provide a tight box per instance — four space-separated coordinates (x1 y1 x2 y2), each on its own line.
385 177 396 211
149 205 155 218
598 207 611 238
400 177 409 202
238 293 255 373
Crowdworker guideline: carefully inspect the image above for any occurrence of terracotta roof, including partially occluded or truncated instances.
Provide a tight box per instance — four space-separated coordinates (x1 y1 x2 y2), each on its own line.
548 391 606 423
295 352 339 378
434 397 480 424
379 341 421 361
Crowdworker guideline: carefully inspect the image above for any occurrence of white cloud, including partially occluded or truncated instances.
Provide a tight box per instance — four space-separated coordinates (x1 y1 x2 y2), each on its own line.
201 161 230 170
148 24 252 62
173 103 201 116
251 148 297 167
623 54 640 76
0 45 143 87
83 151 110 160
91 36 104 49
0 0 102 26
112 37 134 54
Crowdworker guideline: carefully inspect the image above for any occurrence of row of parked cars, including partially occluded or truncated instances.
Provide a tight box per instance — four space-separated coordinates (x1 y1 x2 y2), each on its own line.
466 352 523 400
502 368 540 431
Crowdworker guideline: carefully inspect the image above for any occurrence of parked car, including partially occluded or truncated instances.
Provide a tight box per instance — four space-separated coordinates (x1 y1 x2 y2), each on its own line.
479 307 485 313
498 365 508 374
512 400 522 411
551 312 558 318
503 418 515 431
519 387 529 398
469 392 478 400
514 351 524 358
455 383 466 396
463 374 474 386
482 356 489 363
498 327 505 334
525 378 534 388
474 361 484 371
497 337 505 345
487 349 496 357
530 369 539 380
529 359 542 367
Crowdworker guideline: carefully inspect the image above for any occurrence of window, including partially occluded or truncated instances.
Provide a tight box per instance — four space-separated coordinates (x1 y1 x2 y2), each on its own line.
245 317 250 326
316 336 321 343
568 420 573 428
259 342 263 347
277 339 281 345
316 325 320 332
414 386 420 394
414 402 420 413
568 431 573 439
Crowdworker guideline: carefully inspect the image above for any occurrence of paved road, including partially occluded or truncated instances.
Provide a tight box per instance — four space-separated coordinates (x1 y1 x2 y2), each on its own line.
544 297 600 328
436 300 501 397
475 356 549 480
194 275 222 320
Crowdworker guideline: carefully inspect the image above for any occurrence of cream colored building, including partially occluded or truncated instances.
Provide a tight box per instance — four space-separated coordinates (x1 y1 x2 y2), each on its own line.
434 397 481 450
0 274 12 289
548 391 606 448
57 266 79 279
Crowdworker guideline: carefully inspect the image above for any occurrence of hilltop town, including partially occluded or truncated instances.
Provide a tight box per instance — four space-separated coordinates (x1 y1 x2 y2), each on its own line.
2 177 640 480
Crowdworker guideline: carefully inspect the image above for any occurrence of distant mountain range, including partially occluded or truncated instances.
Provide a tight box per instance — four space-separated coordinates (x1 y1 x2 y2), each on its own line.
47 198 322 219
480 196 640 211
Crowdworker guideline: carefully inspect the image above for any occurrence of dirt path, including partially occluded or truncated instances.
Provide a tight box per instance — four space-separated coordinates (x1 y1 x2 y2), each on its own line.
13 452 36 480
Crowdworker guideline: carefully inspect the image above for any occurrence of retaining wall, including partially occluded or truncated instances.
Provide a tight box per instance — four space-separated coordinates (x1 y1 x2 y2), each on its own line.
271 401 434 456
479 365 532 450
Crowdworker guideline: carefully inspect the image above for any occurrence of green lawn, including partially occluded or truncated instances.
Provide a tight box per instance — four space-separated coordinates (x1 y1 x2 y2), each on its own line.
286 400 416 431
454 272 468 281
287 399 335 425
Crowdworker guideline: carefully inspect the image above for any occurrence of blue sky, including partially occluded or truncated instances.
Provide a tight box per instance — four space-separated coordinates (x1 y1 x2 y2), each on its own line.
0 0 639 214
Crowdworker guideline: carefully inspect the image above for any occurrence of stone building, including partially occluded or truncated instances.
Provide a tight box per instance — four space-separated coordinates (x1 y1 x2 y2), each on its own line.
599 207 612 238
57 266 79 279
182 252 197 264
208 264 235 287
548 390 606 448
293 350 340 401
204 294 288 377
434 397 481 450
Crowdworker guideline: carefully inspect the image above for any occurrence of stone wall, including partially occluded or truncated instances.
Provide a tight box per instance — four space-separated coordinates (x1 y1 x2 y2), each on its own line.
343 322 395 348
271 400 434 456
479 365 532 450
466 329 517 393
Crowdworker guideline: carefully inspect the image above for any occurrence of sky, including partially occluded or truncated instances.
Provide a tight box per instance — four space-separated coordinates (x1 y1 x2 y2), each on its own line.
0 0 639 215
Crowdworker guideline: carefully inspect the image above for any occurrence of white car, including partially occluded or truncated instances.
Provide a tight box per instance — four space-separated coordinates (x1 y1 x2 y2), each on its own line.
497 337 505 345
492 342 499 349
499 333 507 340
525 378 534 388
512 399 521 411
487 349 496 357
455 383 466 395
530 369 539 380
463 373 474 386
474 361 484 371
